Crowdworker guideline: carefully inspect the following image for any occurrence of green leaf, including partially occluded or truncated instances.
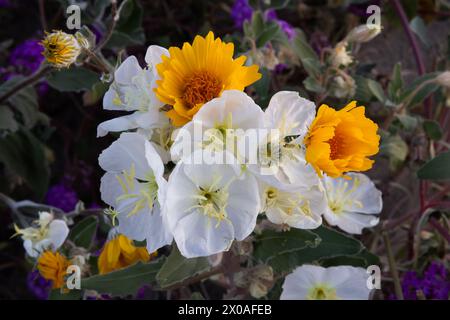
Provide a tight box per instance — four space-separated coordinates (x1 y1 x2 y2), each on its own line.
410 16 430 48
354 76 373 103
46 67 99 92
291 29 322 80
367 79 386 103
48 289 82 300
388 62 403 103
106 0 145 48
0 128 49 199
0 107 18 132
320 248 380 268
253 228 320 273
417 151 450 180
402 72 440 107
253 67 271 107
303 76 324 93
156 246 210 289
256 22 280 48
423 120 443 141
380 134 409 170
255 226 365 274
251 11 265 39
69 216 99 249
81 259 165 296
396 114 418 131
0 77 39 128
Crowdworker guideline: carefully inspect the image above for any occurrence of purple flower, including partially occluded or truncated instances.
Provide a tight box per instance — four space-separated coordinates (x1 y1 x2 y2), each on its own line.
265 9 295 40
27 270 51 300
399 261 450 300
231 0 253 29
45 183 79 212
9 39 44 75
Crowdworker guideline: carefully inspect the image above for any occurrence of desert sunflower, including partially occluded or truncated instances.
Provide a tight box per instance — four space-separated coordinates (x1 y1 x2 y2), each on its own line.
154 31 261 126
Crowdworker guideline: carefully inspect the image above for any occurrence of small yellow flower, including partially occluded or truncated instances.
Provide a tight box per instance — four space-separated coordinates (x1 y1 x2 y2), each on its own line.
98 234 156 275
155 31 261 126
37 251 70 289
41 30 81 68
304 101 380 178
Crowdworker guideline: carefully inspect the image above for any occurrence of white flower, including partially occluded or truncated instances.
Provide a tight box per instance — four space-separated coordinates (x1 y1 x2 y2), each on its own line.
280 265 372 300
99 132 173 253
249 91 319 190
145 45 169 77
97 55 168 138
165 151 261 258
15 211 69 258
170 90 264 163
322 173 382 234
261 183 325 229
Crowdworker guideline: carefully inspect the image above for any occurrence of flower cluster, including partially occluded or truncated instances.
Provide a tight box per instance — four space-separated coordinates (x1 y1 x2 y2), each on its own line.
97 31 382 268
399 262 450 300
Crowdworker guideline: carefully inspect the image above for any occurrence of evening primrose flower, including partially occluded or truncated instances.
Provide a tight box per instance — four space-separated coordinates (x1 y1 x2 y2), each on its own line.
40 30 81 68
170 90 264 163
165 151 261 258
98 234 154 275
14 211 69 258
322 173 382 234
99 132 173 254
261 183 325 229
97 55 169 140
281 265 372 300
304 101 380 178
154 31 261 126
250 91 319 190
37 250 70 289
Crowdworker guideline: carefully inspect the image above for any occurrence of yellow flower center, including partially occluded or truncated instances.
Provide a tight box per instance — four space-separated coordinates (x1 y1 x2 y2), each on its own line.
307 284 338 300
183 71 223 109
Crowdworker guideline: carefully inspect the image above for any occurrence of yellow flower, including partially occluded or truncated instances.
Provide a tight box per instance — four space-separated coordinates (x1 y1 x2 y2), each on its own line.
37 251 70 289
154 31 261 126
304 101 380 178
98 234 156 275
41 30 81 68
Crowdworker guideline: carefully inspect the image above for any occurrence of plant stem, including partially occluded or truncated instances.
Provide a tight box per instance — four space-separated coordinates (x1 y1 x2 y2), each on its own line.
390 0 433 117
0 65 52 105
429 218 450 243
383 232 404 300
96 0 118 52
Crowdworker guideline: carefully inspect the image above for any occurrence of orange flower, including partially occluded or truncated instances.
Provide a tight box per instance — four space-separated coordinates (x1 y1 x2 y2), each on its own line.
154 31 261 126
304 101 380 178
37 251 70 289
98 234 156 275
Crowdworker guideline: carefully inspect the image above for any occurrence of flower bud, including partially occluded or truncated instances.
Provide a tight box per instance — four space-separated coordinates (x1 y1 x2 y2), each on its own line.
345 24 382 43
41 30 81 68
330 41 353 68
435 71 450 88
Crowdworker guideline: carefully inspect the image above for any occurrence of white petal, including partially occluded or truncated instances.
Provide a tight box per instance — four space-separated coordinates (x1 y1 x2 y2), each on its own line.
194 90 264 129
344 173 382 214
114 56 142 85
98 132 151 179
226 173 261 240
47 220 69 250
145 45 169 75
100 172 123 207
103 88 123 111
96 112 142 137
265 91 316 138
173 211 234 258
325 211 380 234
280 265 324 300
326 266 371 300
